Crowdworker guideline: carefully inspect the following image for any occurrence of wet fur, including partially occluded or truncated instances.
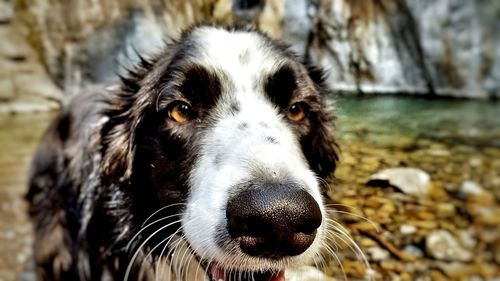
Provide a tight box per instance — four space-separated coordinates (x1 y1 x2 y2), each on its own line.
27 26 339 281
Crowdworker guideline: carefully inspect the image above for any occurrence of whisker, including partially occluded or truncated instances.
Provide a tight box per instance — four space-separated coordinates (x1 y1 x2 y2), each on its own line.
123 219 182 281
142 203 187 227
127 214 181 251
325 219 372 280
156 228 183 280
326 209 380 232
322 238 348 281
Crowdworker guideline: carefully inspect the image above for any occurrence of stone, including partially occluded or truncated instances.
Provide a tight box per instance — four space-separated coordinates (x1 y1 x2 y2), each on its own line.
399 224 417 235
460 181 486 195
403 245 424 258
457 230 477 249
460 181 495 204
0 1 14 23
366 247 390 261
0 27 31 60
368 167 431 197
425 230 472 262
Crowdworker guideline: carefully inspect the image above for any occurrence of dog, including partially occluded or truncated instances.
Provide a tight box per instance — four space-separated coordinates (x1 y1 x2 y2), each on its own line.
27 25 340 281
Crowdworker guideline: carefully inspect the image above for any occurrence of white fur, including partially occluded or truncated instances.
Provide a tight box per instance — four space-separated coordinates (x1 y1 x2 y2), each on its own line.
181 27 326 272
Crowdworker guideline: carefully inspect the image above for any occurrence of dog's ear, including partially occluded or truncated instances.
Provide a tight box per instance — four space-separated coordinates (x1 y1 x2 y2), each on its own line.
301 66 339 179
100 58 154 183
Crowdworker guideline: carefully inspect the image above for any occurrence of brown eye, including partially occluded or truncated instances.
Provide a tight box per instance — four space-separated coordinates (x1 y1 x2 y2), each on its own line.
288 102 307 122
168 102 192 123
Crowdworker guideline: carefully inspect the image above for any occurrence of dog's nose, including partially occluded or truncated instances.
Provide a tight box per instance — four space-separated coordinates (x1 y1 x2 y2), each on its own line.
226 183 322 258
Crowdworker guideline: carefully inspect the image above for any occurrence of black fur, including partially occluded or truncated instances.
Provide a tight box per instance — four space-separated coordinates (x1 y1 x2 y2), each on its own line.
27 26 338 281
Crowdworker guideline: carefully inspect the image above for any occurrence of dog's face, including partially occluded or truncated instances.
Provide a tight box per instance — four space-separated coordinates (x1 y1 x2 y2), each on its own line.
103 26 338 281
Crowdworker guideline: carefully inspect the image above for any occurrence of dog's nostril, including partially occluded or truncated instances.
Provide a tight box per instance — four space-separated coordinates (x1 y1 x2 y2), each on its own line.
298 218 321 235
226 183 322 258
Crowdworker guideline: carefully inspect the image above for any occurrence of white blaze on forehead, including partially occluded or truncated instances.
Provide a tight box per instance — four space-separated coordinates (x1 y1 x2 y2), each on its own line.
191 27 285 87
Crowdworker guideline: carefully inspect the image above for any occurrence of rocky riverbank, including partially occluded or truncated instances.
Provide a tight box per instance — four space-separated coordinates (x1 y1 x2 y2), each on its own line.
324 137 500 280
0 96 498 280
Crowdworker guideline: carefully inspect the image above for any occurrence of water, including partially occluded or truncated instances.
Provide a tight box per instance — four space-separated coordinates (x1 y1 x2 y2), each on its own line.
336 95 500 148
0 96 499 280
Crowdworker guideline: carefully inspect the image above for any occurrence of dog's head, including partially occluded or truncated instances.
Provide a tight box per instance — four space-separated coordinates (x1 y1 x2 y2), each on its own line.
102 26 338 281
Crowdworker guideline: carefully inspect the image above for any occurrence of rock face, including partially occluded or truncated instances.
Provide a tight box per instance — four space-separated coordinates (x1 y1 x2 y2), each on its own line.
307 0 500 98
11 0 500 99
14 0 283 94
0 0 61 113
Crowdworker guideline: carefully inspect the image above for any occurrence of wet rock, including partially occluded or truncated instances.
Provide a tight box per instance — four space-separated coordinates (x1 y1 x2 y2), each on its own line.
367 247 390 261
368 167 431 197
436 203 456 218
425 230 472 262
399 224 417 235
403 245 424 258
461 181 486 195
457 230 476 249
460 181 495 204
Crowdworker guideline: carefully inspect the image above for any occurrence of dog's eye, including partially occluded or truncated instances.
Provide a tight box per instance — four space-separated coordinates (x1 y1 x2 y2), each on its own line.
287 102 307 122
168 102 192 123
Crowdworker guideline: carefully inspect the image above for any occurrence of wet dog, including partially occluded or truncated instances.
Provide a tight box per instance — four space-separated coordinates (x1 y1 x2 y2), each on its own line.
27 26 339 281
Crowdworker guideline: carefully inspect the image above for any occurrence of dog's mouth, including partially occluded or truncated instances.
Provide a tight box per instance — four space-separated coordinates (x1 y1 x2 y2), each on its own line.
209 265 285 281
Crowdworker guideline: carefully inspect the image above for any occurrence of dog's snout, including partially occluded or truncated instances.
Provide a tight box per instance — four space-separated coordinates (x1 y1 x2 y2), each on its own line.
226 183 322 259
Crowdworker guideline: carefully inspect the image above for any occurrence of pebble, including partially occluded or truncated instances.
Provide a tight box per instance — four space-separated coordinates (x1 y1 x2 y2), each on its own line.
399 224 417 235
460 181 485 195
367 247 390 261
368 167 431 197
457 230 476 249
403 245 424 258
425 230 472 262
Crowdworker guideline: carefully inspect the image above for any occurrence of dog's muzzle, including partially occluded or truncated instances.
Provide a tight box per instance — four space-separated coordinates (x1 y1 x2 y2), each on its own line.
226 182 322 259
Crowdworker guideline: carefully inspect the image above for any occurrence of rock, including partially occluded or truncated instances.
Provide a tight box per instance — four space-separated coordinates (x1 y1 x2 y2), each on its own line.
436 203 456 217
460 181 486 195
308 0 500 98
425 230 472 262
460 181 495 204
399 224 417 235
282 0 313 56
368 167 431 197
286 265 336 281
403 245 424 258
15 0 286 92
0 1 14 24
366 247 390 261
14 0 500 99
457 230 476 249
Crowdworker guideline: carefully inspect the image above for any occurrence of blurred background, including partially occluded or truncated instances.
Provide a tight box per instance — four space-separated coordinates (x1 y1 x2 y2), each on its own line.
0 0 499 280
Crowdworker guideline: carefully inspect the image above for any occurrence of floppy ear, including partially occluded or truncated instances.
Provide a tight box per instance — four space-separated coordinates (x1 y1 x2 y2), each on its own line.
301 66 339 179
100 56 155 183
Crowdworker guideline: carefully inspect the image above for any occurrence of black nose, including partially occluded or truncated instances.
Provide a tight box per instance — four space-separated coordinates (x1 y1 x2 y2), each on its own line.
226 183 322 259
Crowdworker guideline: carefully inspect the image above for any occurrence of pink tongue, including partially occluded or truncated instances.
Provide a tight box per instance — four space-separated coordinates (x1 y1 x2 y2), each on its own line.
269 271 285 281
211 266 285 281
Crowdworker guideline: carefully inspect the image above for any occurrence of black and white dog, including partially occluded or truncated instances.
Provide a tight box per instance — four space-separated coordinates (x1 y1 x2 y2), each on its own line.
27 26 340 281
